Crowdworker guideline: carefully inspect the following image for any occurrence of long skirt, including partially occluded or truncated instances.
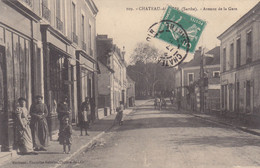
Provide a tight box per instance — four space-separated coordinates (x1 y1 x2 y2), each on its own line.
31 118 49 148
16 123 34 153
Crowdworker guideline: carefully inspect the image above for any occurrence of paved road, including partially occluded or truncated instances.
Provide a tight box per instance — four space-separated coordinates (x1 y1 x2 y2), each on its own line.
61 100 260 168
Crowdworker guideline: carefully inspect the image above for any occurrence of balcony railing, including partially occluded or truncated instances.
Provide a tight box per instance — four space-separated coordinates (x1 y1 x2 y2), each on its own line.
56 17 63 33
72 32 78 44
42 3 51 22
22 0 33 8
82 41 87 51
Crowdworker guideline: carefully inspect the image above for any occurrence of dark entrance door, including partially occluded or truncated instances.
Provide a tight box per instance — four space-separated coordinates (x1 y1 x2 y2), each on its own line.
246 80 250 113
235 82 240 113
122 90 125 105
88 77 92 98
229 84 233 112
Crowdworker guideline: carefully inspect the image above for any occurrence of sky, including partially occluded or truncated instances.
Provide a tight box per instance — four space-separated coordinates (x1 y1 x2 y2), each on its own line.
94 0 259 64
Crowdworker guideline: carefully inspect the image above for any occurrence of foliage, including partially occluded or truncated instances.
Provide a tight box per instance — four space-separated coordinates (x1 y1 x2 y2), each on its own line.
127 42 176 98
127 61 175 98
130 42 161 64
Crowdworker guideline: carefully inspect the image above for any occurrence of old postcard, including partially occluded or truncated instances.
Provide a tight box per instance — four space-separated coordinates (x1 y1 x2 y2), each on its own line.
0 0 260 167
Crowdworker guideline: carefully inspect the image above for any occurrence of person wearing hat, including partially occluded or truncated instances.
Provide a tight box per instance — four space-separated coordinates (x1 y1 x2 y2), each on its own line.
79 97 91 136
14 97 38 155
30 95 49 151
57 96 71 129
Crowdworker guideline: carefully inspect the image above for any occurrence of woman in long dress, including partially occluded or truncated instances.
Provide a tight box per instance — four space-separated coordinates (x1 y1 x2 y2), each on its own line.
14 97 37 155
30 95 49 151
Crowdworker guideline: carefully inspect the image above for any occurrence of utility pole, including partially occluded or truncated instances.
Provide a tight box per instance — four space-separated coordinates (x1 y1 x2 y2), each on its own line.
200 47 205 113
199 47 211 113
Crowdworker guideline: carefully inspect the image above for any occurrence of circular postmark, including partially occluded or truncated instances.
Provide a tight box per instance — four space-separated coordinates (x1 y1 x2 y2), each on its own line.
146 20 190 67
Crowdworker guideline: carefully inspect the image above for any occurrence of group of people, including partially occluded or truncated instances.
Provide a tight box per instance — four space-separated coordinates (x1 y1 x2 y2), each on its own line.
14 95 49 155
154 97 167 110
14 95 95 155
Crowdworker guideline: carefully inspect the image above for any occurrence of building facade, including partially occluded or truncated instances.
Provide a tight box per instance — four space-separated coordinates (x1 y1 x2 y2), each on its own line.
97 60 114 115
126 75 135 107
0 0 43 151
218 3 260 119
112 45 127 110
0 0 98 151
97 35 127 114
174 47 220 112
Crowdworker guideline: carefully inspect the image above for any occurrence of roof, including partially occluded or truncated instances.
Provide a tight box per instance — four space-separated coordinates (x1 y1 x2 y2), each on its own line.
98 60 115 73
182 46 220 68
218 2 260 39
86 0 98 15
205 46 220 65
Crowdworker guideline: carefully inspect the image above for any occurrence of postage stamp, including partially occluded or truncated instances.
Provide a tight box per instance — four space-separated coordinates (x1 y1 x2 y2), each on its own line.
156 6 207 53
146 6 206 67
147 20 190 67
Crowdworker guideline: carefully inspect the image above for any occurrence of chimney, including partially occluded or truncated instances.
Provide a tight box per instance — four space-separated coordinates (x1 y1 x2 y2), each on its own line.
122 46 125 61
194 46 202 59
97 34 108 39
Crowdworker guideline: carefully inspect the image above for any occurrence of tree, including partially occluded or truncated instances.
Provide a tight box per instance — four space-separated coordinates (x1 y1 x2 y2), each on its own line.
130 42 161 64
127 42 176 99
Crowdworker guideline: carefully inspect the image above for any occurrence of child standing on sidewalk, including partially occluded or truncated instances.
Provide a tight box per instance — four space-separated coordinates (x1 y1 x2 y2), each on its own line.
114 101 124 125
58 116 72 154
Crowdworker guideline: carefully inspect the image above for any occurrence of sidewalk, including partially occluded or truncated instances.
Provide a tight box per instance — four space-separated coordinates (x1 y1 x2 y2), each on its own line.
170 103 260 136
0 106 137 168
191 112 260 136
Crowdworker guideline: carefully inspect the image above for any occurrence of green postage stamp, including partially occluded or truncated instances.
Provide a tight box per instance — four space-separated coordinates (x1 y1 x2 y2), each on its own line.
156 6 206 53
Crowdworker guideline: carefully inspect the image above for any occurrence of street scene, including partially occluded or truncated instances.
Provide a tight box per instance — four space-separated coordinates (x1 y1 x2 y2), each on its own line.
1 100 260 168
0 0 260 167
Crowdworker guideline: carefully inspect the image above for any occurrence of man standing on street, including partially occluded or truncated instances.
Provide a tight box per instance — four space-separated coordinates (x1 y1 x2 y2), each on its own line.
79 97 91 136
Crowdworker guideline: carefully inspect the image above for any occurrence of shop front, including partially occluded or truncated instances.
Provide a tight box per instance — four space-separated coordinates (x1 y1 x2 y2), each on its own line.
0 24 36 151
76 50 97 122
41 25 74 138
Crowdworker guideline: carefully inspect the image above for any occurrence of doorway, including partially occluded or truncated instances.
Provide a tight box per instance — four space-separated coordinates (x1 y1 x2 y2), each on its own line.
246 80 251 113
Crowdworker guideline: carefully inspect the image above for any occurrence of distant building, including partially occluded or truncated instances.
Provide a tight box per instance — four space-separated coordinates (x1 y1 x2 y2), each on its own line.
218 2 260 120
174 46 220 112
126 75 135 107
97 60 114 115
97 35 127 114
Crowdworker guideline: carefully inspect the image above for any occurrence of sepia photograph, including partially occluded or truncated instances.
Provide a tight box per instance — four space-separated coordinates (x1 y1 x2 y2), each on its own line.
0 0 260 167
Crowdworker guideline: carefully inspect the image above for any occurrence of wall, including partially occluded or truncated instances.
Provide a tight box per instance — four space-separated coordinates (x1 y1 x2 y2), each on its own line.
219 12 260 115
98 63 110 95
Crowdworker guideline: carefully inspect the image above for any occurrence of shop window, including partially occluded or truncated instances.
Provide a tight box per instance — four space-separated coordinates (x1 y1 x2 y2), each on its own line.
13 34 21 100
50 54 69 103
5 30 14 114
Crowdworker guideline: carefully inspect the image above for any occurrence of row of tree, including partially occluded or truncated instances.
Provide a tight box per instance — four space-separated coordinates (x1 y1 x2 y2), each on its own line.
127 43 175 99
